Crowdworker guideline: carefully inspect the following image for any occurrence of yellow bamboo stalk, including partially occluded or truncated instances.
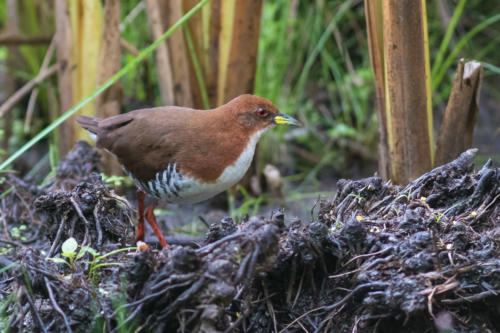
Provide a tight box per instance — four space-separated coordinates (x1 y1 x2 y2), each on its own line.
71 0 103 142
217 0 236 106
421 0 434 166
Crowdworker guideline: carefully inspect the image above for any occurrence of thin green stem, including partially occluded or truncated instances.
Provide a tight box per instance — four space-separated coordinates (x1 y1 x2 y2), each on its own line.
183 23 210 109
431 0 467 80
294 0 354 101
432 13 500 91
0 0 211 171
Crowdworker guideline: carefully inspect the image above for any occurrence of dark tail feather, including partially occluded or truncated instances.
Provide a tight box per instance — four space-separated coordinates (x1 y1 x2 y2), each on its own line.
75 116 102 141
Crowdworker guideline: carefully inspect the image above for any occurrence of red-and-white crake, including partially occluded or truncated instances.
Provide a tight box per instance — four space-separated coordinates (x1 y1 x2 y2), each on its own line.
76 94 299 247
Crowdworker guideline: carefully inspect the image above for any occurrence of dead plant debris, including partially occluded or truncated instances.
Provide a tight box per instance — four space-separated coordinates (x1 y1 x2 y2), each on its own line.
0 145 499 332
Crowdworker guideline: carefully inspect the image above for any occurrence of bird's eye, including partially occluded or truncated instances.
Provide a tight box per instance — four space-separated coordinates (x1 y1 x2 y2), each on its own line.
257 108 268 118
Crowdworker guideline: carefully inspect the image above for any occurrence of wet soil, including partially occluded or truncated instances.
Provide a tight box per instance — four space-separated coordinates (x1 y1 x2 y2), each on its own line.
0 142 498 332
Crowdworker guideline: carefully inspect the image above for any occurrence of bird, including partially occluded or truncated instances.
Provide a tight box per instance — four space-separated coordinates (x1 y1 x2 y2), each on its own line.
76 94 299 248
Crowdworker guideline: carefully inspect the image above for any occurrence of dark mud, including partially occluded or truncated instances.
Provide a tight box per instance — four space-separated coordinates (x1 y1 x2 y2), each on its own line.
0 143 498 332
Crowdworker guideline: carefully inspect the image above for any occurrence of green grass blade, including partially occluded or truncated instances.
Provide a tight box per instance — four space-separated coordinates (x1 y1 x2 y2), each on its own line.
431 0 467 81
0 262 16 274
481 61 500 75
432 13 500 91
294 0 354 100
0 0 210 171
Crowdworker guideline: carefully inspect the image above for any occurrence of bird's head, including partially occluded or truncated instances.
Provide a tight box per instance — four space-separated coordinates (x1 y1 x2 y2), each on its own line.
228 94 300 132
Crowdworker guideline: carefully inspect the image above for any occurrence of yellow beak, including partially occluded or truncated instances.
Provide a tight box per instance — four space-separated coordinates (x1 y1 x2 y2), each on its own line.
274 113 300 126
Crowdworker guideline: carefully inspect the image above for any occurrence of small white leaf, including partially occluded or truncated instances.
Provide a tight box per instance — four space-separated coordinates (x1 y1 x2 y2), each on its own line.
61 237 78 255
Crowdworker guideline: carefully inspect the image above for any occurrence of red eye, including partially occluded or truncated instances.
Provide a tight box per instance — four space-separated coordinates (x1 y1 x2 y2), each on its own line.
257 108 268 118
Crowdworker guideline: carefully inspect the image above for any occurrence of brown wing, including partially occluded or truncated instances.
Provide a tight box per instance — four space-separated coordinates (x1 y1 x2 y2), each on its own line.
95 107 193 181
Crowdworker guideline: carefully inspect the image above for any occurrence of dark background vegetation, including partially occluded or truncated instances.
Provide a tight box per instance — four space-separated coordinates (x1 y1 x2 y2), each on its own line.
0 0 499 219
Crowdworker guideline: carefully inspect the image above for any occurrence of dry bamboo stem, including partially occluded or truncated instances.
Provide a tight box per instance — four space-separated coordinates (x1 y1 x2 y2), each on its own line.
364 0 390 180
165 0 194 107
382 0 433 184
55 0 74 155
435 59 482 166
222 0 264 103
0 34 52 45
145 0 175 105
0 65 58 118
97 0 123 176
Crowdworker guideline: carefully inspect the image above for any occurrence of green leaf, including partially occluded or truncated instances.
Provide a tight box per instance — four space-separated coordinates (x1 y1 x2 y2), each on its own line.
61 237 78 255
46 257 70 266
0 262 16 273
77 246 99 260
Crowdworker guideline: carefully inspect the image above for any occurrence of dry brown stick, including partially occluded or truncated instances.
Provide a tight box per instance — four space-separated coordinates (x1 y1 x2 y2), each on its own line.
44 277 72 333
0 210 12 241
364 0 390 180
0 64 58 118
0 237 24 247
25 36 57 132
0 33 52 45
145 0 175 105
47 217 66 258
93 204 103 247
120 37 140 56
435 59 483 166
340 246 393 269
165 0 194 107
441 289 500 304
262 281 278 333
278 306 325 333
22 286 48 333
70 197 90 246
24 89 39 133
323 281 389 311
55 0 74 156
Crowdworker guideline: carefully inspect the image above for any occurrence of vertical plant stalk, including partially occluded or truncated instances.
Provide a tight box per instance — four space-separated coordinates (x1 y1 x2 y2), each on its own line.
206 0 221 108
55 0 74 156
382 0 432 184
145 0 175 105
435 60 482 166
184 24 210 110
165 0 194 108
222 0 264 103
97 0 123 176
72 0 104 142
217 0 237 106
3 0 19 158
184 0 221 108
0 0 212 172
364 0 390 180
422 0 434 166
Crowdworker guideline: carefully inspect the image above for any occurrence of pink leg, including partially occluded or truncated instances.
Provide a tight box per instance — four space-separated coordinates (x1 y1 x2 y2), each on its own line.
145 204 168 248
